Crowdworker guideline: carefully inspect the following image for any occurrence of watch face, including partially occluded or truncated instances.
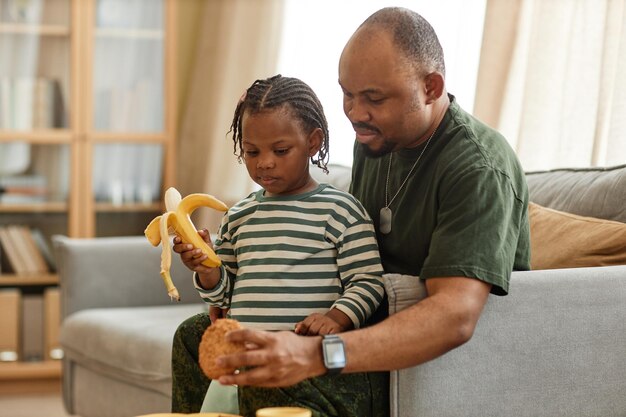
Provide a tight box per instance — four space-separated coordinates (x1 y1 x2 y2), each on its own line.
324 339 346 367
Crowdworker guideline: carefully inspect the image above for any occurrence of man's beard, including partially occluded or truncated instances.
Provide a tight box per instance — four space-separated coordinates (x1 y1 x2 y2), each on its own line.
358 138 396 158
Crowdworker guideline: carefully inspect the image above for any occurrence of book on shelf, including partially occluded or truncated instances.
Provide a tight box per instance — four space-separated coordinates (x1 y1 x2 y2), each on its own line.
0 76 64 130
0 174 47 203
0 77 12 129
31 228 56 272
44 287 62 360
0 289 20 362
0 225 50 274
6 226 34 273
0 225 29 274
18 226 49 273
13 77 35 130
21 292 44 361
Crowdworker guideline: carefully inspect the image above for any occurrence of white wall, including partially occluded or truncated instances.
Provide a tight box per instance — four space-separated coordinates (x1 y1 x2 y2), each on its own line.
277 0 487 166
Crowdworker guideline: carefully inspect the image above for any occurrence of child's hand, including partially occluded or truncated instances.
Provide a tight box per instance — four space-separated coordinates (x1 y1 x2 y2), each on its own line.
209 306 229 324
295 312 347 336
172 229 220 289
172 229 214 273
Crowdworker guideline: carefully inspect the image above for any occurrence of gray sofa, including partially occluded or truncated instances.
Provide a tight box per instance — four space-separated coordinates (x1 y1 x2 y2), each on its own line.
54 164 626 417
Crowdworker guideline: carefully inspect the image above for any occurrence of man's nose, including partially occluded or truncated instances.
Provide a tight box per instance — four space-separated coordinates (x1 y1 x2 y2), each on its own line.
347 99 371 122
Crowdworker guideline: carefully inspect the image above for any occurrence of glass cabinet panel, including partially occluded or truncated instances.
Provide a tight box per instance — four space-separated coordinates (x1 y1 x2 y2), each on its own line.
0 0 71 130
0 142 70 204
92 0 164 132
92 142 163 236
92 142 163 205
0 142 69 274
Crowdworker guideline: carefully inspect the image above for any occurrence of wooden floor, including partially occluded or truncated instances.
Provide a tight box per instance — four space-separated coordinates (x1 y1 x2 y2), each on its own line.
0 379 77 417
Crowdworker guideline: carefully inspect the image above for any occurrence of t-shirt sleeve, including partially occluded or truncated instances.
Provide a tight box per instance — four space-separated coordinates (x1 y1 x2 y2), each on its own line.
420 167 526 295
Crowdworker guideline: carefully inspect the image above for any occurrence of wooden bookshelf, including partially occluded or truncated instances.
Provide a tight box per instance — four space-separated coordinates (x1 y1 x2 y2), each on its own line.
0 0 178 388
95 201 161 212
0 202 67 213
0 361 62 394
0 273 58 286
0 360 61 380
0 23 71 36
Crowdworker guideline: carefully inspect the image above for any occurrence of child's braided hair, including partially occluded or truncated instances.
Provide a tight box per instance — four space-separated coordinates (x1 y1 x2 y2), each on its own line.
228 74 329 173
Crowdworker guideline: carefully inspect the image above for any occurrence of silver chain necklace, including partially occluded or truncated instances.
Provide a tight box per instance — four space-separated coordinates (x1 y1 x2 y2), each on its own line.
379 128 437 234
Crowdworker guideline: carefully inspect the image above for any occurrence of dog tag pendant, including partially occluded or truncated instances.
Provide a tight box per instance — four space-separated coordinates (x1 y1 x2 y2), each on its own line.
379 207 392 234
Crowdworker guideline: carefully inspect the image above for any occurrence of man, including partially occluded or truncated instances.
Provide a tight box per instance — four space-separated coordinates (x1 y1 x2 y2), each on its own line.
172 6 530 411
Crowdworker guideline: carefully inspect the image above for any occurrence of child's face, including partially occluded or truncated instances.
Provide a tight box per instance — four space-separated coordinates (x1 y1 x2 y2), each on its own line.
241 107 322 197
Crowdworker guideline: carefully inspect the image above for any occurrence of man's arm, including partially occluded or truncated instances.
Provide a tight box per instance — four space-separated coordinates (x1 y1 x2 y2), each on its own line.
217 276 491 387
343 276 490 371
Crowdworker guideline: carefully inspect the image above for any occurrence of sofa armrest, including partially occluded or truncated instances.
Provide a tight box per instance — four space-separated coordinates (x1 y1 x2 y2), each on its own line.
386 266 626 417
53 235 203 318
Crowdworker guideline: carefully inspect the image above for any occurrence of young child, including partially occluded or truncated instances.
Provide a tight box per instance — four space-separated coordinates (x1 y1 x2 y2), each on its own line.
175 75 387 417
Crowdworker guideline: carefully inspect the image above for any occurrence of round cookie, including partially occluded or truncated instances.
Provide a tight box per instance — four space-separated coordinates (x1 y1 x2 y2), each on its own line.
199 318 246 379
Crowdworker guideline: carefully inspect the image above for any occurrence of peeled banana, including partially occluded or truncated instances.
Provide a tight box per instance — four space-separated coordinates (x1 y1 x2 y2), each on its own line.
144 187 228 301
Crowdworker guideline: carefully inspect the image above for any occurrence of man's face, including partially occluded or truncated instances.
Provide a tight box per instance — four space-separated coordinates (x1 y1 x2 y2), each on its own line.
338 27 428 157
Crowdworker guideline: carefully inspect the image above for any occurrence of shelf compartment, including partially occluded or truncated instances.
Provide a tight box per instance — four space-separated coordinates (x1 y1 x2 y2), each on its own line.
0 273 58 286
0 130 73 143
95 27 163 40
0 23 70 36
0 360 61 380
0 202 67 213
95 202 160 212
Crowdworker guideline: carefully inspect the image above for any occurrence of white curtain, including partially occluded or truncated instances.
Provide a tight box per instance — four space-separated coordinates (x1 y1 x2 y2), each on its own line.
475 0 626 171
177 0 284 229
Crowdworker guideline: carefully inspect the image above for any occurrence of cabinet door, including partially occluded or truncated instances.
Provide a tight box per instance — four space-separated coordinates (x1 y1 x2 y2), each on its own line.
0 0 72 273
89 0 170 236
92 0 164 132
0 0 72 132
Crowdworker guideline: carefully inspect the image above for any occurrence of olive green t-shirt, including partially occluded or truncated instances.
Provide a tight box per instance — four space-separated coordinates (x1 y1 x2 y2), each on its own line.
350 95 530 295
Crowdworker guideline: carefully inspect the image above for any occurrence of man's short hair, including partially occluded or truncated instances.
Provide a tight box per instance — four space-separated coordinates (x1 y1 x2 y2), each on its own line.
362 7 446 77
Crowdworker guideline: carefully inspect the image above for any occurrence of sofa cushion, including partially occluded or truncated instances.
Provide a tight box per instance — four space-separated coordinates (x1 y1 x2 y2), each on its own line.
529 202 626 270
382 274 427 417
60 304 206 396
383 273 427 314
383 268 626 417
526 164 626 223
310 163 352 192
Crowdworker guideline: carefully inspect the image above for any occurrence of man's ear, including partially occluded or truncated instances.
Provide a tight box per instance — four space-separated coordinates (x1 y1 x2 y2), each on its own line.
424 72 445 104
308 128 323 157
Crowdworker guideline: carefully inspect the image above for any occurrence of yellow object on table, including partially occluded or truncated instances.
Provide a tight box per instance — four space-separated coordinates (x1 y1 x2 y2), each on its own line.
256 407 312 417
136 413 241 417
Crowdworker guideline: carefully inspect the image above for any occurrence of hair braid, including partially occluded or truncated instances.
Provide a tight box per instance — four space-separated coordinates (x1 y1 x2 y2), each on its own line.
228 74 330 173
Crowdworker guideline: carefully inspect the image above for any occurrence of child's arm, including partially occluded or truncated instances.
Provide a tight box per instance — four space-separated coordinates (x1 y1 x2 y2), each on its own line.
209 305 229 324
331 217 386 329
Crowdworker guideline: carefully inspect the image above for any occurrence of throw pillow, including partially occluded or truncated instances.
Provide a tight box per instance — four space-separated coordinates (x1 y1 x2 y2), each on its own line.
529 202 626 269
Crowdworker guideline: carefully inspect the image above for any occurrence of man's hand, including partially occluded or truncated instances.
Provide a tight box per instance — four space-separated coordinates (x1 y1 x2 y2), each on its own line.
216 329 326 387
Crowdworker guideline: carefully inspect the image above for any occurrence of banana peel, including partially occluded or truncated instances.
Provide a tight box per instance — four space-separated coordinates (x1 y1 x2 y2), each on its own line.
145 187 228 301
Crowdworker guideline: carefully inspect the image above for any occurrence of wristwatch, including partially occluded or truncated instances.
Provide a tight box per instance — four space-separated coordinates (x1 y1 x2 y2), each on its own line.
321 334 346 375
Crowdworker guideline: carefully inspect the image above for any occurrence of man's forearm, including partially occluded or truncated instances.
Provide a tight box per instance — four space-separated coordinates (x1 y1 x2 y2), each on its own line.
340 276 491 373
217 276 491 387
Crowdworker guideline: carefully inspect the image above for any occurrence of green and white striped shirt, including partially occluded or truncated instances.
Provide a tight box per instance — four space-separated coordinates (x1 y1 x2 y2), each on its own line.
195 184 385 331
